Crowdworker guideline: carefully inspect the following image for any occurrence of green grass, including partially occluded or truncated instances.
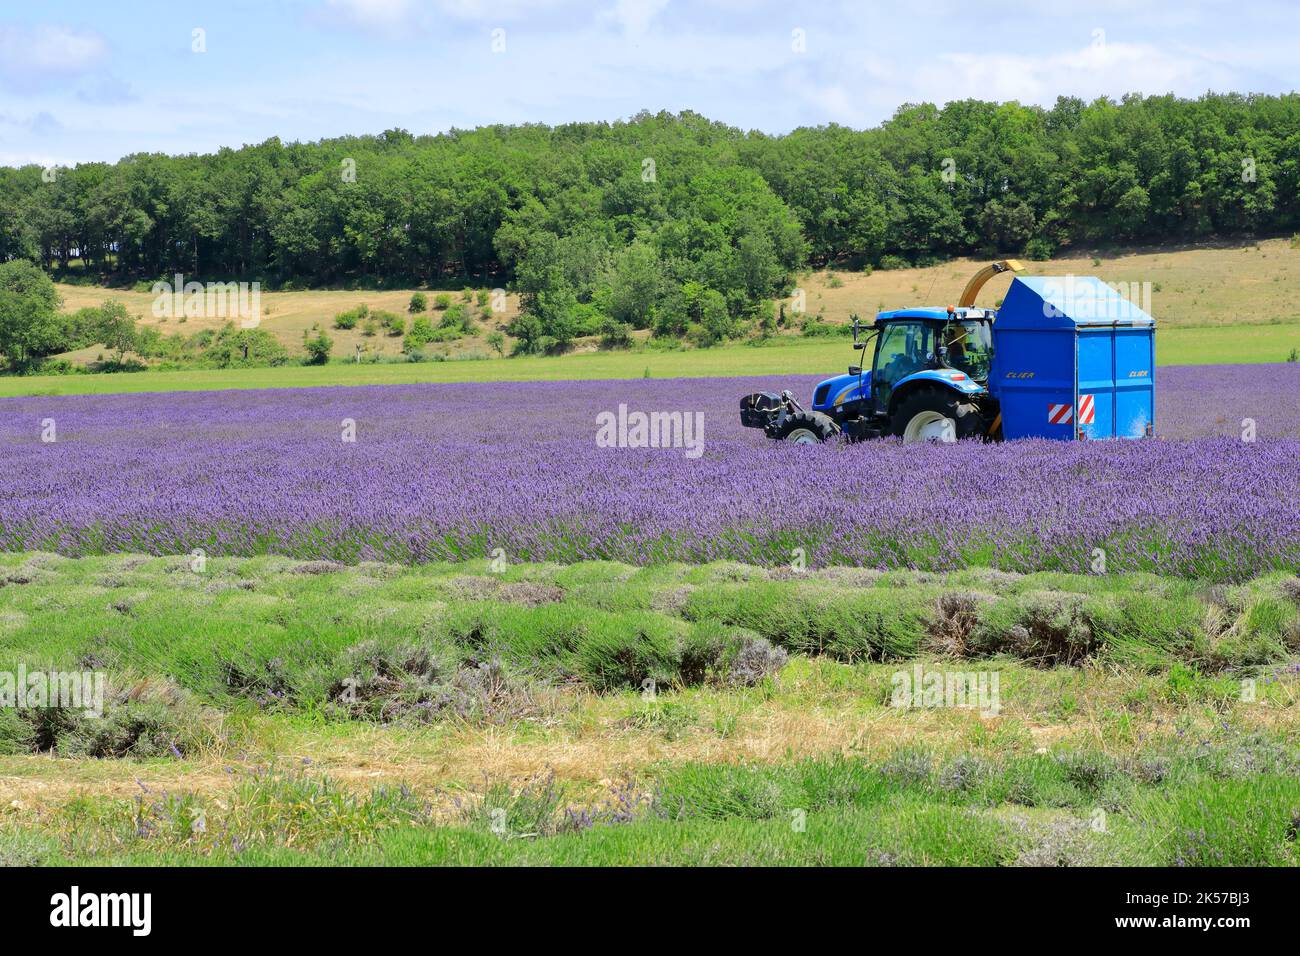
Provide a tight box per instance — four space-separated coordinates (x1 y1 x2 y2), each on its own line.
6 747 1299 866
2 323 1293 398
2 553 1296 866
1 555 1295 723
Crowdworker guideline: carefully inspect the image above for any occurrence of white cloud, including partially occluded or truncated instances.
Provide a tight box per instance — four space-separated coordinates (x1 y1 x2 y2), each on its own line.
0 150 66 167
606 0 671 36
324 0 414 26
786 38 1258 131
0 24 108 87
317 0 578 29
930 41 1243 104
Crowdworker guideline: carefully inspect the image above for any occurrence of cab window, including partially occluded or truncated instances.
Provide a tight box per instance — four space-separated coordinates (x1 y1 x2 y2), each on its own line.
873 321 931 407
944 320 993 382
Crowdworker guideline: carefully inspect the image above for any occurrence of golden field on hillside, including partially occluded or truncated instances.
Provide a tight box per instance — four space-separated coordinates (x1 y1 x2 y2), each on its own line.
49 238 1300 364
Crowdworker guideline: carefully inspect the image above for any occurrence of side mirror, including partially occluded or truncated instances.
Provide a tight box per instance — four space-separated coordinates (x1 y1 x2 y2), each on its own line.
851 314 860 342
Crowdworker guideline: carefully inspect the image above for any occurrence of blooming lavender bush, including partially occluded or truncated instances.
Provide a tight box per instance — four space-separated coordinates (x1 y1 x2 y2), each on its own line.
0 364 1296 580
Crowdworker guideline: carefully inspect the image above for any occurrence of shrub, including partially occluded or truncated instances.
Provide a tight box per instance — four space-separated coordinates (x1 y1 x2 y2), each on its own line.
678 621 731 685
433 293 453 310
799 316 848 338
972 590 1097 665
202 325 289 368
1213 595 1299 665
372 309 405 336
575 614 683 692
33 358 77 376
322 639 448 723
408 292 428 314
684 582 929 662
0 831 57 867
599 316 633 349
0 707 33 754
303 330 333 364
439 303 473 334
439 601 592 672
752 299 777 338
926 591 993 657
405 315 435 350
447 660 540 725
1085 591 1202 669
1024 237 1055 261
215 651 299 707
15 677 215 759
724 634 789 686
878 255 910 271
937 754 992 794
795 757 890 810
333 304 368 330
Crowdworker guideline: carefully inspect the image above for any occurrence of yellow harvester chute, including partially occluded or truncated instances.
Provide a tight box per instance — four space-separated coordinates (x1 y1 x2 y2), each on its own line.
957 259 1025 308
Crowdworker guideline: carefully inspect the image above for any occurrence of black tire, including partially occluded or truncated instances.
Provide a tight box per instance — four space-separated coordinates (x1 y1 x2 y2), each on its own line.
777 410 839 444
891 387 984 443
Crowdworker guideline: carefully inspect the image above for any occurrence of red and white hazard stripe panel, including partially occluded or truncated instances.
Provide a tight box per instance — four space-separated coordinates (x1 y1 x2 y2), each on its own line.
1078 394 1095 425
1048 403 1073 424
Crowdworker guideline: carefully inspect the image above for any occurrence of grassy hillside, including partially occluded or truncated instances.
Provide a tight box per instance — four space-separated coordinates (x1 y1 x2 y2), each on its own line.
57 237 1300 347
54 284 524 364
5 239 1294 397
804 238 1300 328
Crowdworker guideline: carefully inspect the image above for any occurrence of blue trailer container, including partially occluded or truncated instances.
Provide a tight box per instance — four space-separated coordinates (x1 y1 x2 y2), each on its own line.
991 276 1155 440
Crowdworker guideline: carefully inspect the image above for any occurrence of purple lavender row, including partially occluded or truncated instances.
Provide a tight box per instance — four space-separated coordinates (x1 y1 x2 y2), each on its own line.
1 364 1297 580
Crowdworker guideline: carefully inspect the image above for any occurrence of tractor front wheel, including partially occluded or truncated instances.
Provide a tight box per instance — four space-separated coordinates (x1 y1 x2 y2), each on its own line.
777 411 839 444
892 388 982 444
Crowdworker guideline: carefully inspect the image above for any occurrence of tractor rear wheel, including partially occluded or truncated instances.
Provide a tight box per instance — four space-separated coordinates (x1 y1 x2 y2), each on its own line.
777 411 839 444
892 387 982 444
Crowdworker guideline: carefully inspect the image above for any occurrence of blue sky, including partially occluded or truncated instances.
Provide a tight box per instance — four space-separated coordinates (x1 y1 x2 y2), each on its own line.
1 0 1297 165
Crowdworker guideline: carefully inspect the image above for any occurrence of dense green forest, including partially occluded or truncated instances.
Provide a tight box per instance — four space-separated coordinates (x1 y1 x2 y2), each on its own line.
1 92 1298 355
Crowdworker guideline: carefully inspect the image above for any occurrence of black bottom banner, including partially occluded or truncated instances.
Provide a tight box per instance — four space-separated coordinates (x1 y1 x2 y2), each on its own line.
0 866 1283 942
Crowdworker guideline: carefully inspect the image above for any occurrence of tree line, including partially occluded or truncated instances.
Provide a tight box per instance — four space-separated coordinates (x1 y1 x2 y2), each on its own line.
1 92 1298 357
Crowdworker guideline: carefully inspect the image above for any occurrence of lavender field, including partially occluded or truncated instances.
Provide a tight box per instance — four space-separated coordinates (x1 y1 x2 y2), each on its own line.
1 364 1297 580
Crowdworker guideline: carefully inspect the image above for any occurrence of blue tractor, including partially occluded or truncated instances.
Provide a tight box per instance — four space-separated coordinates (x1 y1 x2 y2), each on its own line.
740 261 1156 444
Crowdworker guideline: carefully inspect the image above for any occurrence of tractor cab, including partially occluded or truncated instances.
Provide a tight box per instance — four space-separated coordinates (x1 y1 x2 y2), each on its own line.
863 308 994 414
